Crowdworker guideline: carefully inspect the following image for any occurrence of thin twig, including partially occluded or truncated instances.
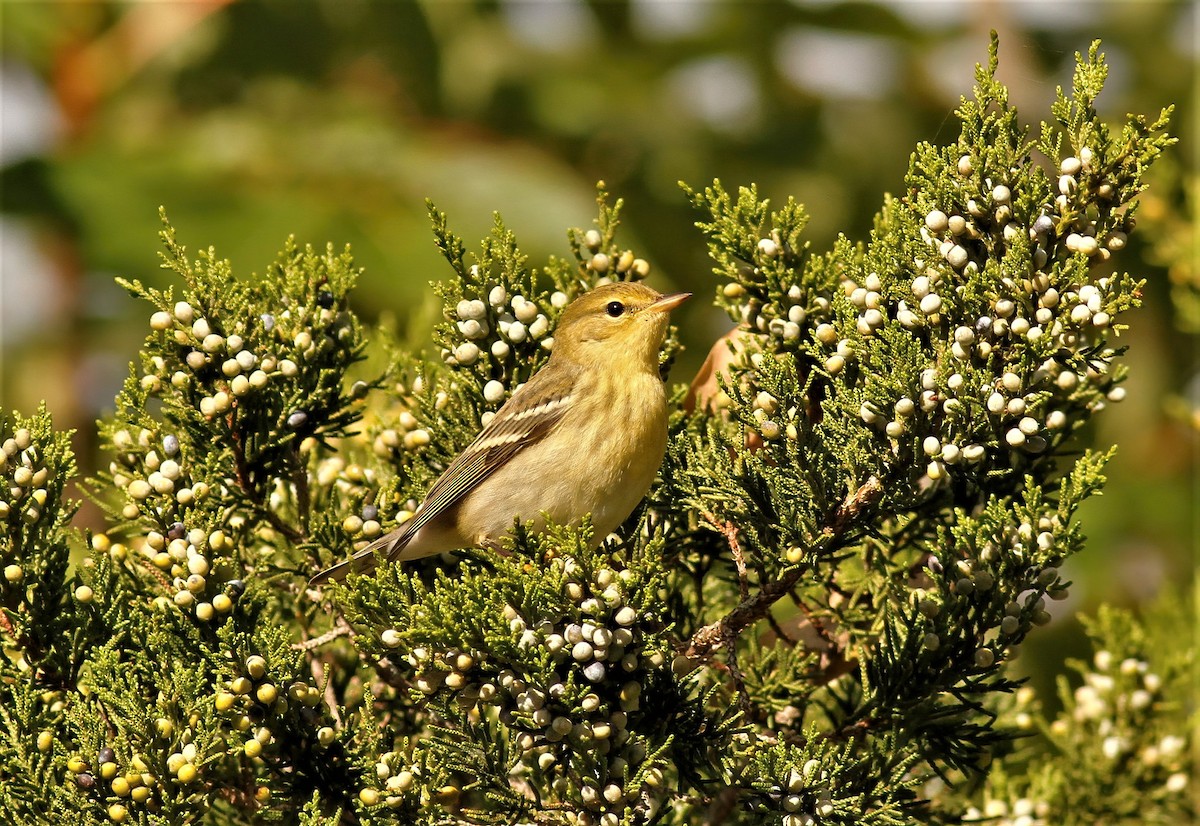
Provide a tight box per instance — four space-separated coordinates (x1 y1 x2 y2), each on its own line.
229 408 252 494
723 624 752 715
293 619 354 651
255 503 305 545
765 610 796 646
95 697 117 743
702 509 748 601
796 600 839 649
698 509 756 711
297 616 353 725
229 411 306 544
686 477 881 661
294 457 311 535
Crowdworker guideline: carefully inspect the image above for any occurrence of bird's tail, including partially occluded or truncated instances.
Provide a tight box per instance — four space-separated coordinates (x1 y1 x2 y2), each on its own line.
308 525 412 586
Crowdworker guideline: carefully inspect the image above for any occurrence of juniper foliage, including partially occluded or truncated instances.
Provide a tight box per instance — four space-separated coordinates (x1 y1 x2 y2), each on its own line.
0 37 1188 826
943 594 1195 826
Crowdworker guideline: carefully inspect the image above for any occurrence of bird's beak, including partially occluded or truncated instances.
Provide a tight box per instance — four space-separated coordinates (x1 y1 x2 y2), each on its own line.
646 292 691 314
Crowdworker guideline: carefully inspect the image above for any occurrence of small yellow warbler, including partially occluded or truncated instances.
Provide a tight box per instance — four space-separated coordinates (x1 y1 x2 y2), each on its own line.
311 282 689 584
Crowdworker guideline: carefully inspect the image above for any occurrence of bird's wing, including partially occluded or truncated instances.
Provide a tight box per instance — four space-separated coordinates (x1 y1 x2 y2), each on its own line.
309 366 576 585
401 371 576 544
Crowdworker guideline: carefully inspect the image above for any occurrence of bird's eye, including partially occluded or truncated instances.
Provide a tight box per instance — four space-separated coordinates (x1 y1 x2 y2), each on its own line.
606 301 626 318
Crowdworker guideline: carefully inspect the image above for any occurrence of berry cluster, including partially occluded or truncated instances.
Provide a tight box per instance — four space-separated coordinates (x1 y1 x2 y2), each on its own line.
1 411 77 676
359 748 420 810
1060 650 1188 790
719 238 831 348
579 228 652 286
775 762 839 826
721 149 1137 490
213 655 325 760
68 746 185 822
959 612 1192 825
105 426 213 524
0 427 49 530
353 552 673 825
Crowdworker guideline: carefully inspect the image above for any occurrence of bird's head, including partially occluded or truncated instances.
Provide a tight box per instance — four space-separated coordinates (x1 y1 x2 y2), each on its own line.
551 282 690 370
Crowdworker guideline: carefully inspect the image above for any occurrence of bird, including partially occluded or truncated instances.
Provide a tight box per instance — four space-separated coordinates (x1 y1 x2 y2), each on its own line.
310 281 690 585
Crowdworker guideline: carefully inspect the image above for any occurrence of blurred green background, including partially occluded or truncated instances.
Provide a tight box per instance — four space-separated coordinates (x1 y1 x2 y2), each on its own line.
0 1 1194 689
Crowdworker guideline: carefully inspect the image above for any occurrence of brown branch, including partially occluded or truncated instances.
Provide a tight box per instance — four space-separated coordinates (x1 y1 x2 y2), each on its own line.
228 406 251 492
722 623 752 715
373 656 411 692
686 567 805 660
686 476 882 661
295 616 354 725
252 502 304 545
701 509 748 601
827 476 882 536
292 619 354 651
796 600 839 649
788 586 805 608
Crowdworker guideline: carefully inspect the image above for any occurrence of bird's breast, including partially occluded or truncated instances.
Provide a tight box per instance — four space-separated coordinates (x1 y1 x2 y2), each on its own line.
456 370 668 546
